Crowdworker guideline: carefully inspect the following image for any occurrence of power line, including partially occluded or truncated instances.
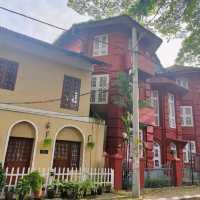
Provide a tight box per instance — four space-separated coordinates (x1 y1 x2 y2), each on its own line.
0 6 161 106
0 6 66 31
0 90 108 105
0 6 162 67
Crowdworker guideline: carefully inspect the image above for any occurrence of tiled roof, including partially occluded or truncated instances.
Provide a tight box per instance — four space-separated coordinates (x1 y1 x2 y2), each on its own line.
0 26 105 65
165 65 200 73
54 15 162 52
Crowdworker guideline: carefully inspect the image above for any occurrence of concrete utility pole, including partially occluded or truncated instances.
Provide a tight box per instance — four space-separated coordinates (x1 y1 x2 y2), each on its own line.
131 27 140 198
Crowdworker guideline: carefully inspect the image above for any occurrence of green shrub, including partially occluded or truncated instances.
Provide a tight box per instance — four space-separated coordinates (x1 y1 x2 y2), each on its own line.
145 178 170 188
27 171 44 192
59 180 97 199
16 176 31 200
0 163 5 192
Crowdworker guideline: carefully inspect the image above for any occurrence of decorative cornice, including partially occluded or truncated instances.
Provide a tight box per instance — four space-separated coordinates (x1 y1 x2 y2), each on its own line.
0 103 92 123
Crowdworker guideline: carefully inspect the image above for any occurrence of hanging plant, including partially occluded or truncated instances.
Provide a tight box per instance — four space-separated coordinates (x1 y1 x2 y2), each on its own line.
87 142 95 149
43 138 52 148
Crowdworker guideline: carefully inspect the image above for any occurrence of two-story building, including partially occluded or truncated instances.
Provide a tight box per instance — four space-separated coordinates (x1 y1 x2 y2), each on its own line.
54 15 163 184
54 15 200 187
0 27 106 172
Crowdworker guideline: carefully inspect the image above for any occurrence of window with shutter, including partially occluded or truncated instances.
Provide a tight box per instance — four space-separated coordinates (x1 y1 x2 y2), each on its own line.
168 94 176 128
61 75 81 110
90 74 109 104
93 34 108 56
0 58 18 91
180 106 193 127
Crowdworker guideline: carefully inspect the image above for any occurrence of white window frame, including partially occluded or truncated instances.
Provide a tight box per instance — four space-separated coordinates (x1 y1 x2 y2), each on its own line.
180 106 194 127
153 142 161 168
176 78 189 89
93 34 108 56
183 141 196 163
90 74 109 104
151 90 160 126
168 93 176 128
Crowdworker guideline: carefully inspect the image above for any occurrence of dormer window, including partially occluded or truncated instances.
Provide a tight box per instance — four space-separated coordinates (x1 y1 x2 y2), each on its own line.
93 34 108 56
176 78 189 89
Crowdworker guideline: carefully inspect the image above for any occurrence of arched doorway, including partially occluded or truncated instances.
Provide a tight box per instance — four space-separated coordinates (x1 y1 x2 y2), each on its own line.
153 142 161 168
53 127 83 169
4 121 36 171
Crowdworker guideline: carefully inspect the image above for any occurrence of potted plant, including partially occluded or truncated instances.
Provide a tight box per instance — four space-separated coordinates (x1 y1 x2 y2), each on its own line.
46 181 57 199
81 179 93 197
86 142 95 149
96 183 103 195
104 183 112 193
16 176 31 200
28 171 44 199
59 181 75 199
90 183 97 197
4 187 15 200
42 138 52 148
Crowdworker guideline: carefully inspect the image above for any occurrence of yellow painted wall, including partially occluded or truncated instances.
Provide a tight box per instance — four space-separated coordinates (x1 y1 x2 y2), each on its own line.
11 121 35 138
0 47 91 116
0 45 105 169
0 110 105 169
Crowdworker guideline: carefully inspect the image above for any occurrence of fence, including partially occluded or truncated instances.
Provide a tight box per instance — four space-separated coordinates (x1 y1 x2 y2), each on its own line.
183 154 200 185
0 167 114 197
144 168 172 188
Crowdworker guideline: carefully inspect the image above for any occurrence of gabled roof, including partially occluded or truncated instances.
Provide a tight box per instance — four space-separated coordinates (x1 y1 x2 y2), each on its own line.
0 26 105 69
54 15 162 52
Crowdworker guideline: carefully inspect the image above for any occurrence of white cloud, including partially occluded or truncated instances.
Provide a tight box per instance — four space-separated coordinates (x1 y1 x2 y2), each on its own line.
0 0 181 67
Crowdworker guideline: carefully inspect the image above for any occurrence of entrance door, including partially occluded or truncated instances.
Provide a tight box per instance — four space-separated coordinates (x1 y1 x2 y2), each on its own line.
53 140 81 169
5 137 34 172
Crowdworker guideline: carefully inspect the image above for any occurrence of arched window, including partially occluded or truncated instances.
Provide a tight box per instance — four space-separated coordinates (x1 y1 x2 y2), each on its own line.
153 142 161 168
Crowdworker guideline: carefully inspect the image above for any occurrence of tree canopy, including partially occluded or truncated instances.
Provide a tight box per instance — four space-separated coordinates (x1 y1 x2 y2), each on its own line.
68 0 200 66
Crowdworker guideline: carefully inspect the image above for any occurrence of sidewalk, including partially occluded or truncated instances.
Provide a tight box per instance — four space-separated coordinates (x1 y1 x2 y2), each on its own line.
96 186 200 200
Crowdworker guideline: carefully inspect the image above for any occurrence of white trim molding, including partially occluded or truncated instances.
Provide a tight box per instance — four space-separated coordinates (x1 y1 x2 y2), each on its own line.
2 120 38 169
0 103 92 122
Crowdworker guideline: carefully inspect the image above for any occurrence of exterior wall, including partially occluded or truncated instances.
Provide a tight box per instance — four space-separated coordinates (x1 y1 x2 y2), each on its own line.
175 73 200 153
0 43 105 170
151 86 185 165
64 28 156 157
0 109 105 169
0 47 91 116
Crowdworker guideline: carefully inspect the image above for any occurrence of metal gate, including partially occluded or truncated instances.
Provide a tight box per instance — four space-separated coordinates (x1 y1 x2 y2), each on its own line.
144 167 172 188
183 153 200 185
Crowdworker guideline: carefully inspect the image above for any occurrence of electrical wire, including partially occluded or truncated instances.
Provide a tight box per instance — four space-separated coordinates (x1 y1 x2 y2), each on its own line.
0 90 108 105
0 6 162 67
0 6 161 106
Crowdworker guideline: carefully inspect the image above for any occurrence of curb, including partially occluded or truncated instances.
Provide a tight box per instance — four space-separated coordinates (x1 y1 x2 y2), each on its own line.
144 194 200 200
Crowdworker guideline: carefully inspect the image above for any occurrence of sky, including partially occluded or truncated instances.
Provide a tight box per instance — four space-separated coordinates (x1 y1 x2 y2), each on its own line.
0 0 183 67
